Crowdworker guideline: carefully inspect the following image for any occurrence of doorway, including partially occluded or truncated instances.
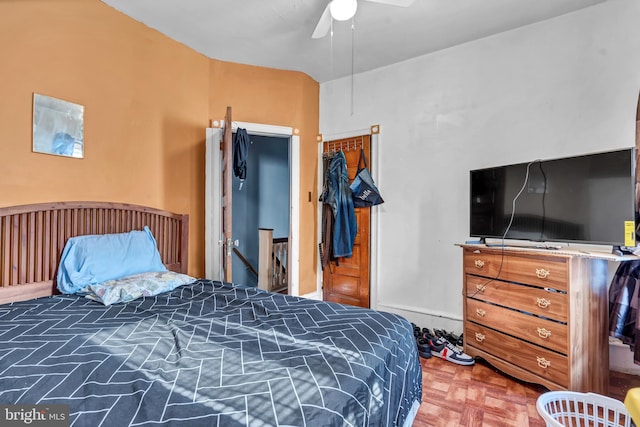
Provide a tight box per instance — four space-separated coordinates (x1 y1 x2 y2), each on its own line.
231 134 290 287
317 127 381 308
205 123 301 296
321 135 372 308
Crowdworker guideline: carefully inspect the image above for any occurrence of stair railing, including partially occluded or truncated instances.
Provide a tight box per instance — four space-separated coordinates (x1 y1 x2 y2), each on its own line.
258 228 288 293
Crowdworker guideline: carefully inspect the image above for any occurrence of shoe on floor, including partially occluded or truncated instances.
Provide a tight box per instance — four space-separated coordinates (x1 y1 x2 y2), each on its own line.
444 331 459 343
421 328 436 340
412 324 422 338
455 333 464 348
430 337 475 366
416 338 432 359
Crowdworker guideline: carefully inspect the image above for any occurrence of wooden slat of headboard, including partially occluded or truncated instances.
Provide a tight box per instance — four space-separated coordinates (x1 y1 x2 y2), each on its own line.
11 217 19 286
1 218 9 286
27 212 36 284
0 202 189 304
35 211 44 283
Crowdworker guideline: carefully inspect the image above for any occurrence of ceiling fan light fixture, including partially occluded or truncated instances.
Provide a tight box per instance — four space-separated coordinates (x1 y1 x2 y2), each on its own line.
329 0 358 21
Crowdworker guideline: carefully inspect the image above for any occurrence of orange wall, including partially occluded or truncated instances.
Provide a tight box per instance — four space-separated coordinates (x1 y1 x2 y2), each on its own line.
0 0 320 291
209 61 319 294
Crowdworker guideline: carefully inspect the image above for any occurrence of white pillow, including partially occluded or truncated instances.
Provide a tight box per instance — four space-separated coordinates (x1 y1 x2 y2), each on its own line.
80 271 196 305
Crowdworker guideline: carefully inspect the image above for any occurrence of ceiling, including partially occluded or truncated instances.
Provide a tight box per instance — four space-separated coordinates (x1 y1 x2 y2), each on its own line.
100 0 607 83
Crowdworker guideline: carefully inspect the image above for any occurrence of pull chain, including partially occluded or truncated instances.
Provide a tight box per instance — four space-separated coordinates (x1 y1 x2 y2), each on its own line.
350 16 355 116
330 18 334 77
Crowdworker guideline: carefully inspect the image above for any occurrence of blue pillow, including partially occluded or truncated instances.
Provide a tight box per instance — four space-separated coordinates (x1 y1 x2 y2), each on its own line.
57 226 167 294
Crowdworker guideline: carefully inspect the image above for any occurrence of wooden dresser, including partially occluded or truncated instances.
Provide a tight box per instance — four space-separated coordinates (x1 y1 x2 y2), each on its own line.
460 244 612 394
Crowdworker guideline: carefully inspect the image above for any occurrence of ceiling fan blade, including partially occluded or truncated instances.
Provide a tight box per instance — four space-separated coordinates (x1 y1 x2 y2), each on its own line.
362 0 415 6
311 3 332 39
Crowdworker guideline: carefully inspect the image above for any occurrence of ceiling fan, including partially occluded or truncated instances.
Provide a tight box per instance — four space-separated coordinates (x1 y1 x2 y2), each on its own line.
312 0 415 39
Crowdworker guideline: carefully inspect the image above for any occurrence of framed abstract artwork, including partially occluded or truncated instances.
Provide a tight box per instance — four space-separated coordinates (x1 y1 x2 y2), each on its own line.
32 93 84 158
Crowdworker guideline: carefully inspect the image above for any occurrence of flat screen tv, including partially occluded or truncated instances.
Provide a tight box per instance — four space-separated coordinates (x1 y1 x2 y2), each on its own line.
469 148 637 248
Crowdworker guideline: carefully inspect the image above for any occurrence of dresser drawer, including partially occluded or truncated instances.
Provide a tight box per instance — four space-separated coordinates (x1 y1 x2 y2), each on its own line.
463 249 568 291
465 275 568 323
465 322 568 387
466 298 567 353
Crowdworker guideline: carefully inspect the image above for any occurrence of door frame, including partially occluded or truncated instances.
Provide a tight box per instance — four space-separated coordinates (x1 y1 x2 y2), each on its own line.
206 122 301 296
317 129 380 309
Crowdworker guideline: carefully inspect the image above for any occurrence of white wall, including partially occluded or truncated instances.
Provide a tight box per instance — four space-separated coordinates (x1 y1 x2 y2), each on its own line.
319 0 640 332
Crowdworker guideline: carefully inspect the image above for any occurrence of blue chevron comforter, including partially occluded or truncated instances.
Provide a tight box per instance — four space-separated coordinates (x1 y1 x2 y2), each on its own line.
0 280 422 426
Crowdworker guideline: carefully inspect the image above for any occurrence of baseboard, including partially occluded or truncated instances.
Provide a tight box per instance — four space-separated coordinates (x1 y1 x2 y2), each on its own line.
610 338 640 375
301 290 322 301
376 302 464 333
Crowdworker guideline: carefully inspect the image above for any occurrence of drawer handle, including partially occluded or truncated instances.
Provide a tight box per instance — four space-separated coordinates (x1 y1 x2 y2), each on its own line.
476 308 486 318
537 356 551 369
475 284 486 292
537 297 551 309
474 260 485 269
537 327 551 339
475 332 485 342
536 268 550 279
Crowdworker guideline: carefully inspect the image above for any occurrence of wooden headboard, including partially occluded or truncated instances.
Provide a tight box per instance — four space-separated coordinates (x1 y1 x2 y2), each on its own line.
0 201 189 304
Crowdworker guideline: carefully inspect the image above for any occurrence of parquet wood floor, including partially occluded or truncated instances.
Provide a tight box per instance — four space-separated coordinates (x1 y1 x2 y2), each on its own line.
412 356 640 427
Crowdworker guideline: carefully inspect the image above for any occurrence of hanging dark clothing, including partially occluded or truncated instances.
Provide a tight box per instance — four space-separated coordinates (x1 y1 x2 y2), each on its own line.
609 260 640 364
233 128 249 181
320 203 334 270
320 151 357 259
319 155 334 269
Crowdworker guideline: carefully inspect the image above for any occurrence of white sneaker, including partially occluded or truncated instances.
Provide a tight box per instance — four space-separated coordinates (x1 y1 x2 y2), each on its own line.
430 337 475 366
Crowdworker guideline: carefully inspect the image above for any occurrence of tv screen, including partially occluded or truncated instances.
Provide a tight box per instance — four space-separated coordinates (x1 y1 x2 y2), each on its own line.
469 148 637 247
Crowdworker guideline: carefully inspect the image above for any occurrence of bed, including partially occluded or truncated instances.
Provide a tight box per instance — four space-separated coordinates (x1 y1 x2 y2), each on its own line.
0 202 422 426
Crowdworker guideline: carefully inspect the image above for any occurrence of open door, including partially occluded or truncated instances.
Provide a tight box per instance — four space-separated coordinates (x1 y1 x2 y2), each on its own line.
221 107 234 282
205 115 301 295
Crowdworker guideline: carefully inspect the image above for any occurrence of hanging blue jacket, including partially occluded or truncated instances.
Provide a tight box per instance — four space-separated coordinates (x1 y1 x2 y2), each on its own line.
322 151 357 258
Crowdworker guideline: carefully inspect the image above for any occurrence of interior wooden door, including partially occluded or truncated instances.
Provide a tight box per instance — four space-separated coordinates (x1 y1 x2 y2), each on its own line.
322 135 371 308
221 107 233 282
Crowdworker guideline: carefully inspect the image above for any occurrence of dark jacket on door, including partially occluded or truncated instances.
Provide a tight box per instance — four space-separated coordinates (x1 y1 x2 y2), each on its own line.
320 151 357 258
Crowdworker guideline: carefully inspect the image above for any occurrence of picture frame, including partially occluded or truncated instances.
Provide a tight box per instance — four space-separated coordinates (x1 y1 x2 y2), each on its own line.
32 93 84 158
